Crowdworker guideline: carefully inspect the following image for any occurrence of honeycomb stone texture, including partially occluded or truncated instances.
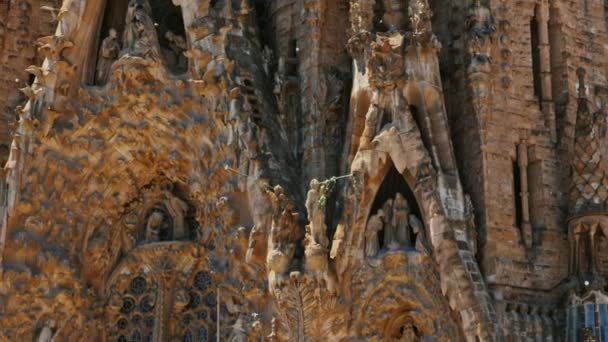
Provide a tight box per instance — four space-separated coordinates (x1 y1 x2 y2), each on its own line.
1 0 608 340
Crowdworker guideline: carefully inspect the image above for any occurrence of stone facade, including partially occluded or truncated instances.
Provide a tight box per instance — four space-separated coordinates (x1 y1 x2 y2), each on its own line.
1 0 608 340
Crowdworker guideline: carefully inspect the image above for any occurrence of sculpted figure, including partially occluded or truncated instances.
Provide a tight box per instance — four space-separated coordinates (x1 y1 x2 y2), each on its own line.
306 179 329 248
365 209 384 257
37 319 58 342
123 0 160 59
145 210 164 243
227 315 247 342
393 193 411 247
164 30 187 71
96 28 120 84
266 186 298 295
382 198 397 248
398 322 419 341
383 0 407 32
410 214 430 254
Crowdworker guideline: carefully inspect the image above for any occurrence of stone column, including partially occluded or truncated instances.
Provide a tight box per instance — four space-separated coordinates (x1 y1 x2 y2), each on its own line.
517 141 532 248
535 3 556 140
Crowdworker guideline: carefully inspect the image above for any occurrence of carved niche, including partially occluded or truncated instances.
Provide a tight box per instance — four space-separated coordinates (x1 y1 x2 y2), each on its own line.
121 181 192 249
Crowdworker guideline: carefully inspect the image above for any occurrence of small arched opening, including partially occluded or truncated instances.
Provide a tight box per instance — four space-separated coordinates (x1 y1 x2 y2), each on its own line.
365 162 423 256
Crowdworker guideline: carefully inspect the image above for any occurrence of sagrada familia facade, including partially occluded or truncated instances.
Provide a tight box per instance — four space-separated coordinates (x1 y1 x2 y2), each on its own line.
0 0 607 340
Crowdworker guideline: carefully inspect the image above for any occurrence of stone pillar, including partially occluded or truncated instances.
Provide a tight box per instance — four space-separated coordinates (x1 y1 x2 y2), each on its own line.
517 141 532 248
535 3 556 141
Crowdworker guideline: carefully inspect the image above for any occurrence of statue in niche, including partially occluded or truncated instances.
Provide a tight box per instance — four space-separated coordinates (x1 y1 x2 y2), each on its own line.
228 315 248 342
382 198 398 249
365 209 384 257
164 30 187 72
37 319 59 342
144 209 166 243
123 0 161 60
398 322 420 341
410 214 430 254
393 193 411 247
96 28 120 84
382 0 407 32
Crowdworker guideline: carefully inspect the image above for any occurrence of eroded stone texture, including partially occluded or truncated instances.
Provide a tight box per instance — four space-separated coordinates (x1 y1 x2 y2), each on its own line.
2 0 608 340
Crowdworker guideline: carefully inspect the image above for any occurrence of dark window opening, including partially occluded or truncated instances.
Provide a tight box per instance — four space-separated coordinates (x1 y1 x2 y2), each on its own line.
150 0 188 74
528 160 543 229
531 14 542 102
513 161 523 227
373 0 388 32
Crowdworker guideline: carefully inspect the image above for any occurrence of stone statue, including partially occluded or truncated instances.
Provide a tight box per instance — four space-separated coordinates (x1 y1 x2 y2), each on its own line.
365 209 384 257
266 186 298 294
398 322 419 341
382 198 397 248
123 0 161 59
37 319 58 342
227 315 247 342
410 214 430 254
145 210 164 243
306 178 329 248
393 193 411 247
164 30 187 71
96 28 120 84
382 0 407 32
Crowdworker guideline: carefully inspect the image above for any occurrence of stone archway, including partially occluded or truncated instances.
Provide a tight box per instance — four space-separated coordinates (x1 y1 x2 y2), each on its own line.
337 119 498 339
